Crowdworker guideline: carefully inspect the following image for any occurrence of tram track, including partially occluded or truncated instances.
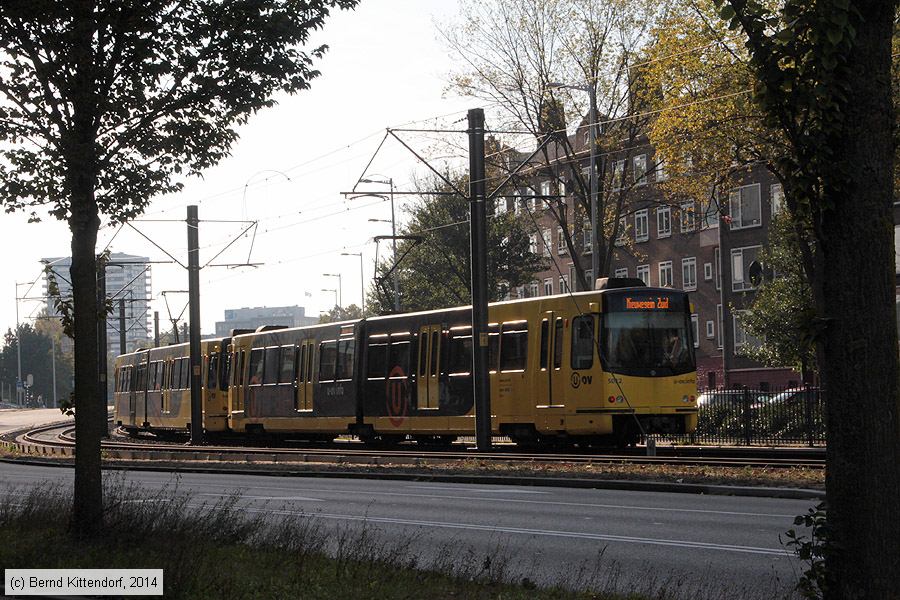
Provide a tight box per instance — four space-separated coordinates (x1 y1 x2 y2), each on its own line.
12 422 825 470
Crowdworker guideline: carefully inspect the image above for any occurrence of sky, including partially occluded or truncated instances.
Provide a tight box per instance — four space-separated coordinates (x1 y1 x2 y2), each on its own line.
0 0 483 338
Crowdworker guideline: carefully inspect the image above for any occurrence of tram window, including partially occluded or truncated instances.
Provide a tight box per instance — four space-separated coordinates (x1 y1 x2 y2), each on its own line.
448 330 473 375
553 318 563 368
500 322 528 372
388 336 410 377
181 357 190 389
367 342 388 378
248 348 265 386
539 320 549 370
155 362 165 391
279 345 295 384
169 360 180 390
417 334 427 377
220 351 231 391
318 341 338 382
263 347 280 384
160 362 168 391
306 345 313 384
207 353 219 390
571 315 595 370
238 350 246 388
298 345 307 383
487 324 500 373
429 331 439 376
336 339 355 381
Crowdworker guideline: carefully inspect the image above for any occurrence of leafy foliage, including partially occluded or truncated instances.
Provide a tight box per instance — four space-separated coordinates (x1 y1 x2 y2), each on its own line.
0 322 74 407
318 304 365 324
782 502 831 600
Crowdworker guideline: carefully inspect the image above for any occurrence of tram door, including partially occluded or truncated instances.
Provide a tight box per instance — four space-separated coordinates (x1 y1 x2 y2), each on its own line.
539 313 565 407
230 349 246 413
416 325 441 410
295 340 315 412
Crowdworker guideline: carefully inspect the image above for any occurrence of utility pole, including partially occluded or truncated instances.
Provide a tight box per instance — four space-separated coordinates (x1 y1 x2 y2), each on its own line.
51 334 57 408
153 311 160 347
468 108 492 451
588 85 599 287
14 283 22 406
187 205 203 445
119 298 127 356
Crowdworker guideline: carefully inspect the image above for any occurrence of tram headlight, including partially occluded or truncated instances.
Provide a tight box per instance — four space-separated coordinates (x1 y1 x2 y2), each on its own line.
608 396 616 403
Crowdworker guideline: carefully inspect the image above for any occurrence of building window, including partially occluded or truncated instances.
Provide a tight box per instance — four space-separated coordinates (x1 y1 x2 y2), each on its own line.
731 245 762 291
559 275 569 293
569 265 577 291
706 320 715 339
682 257 697 291
529 282 539 297
658 261 673 288
655 156 667 181
691 314 700 348
633 154 648 186
543 278 553 296
704 262 713 281
701 200 719 229
657 206 671 238
636 264 650 286
728 183 762 229
635 209 649 242
527 187 538 211
585 269 594 287
494 197 507 214
612 160 626 189
716 304 723 349
540 180 552 198
771 183 784 216
559 180 567 198
733 310 759 350
680 201 696 232
583 220 593 254
615 217 627 246
528 234 537 254
541 228 552 257
557 226 567 255
714 247 721 290
614 267 628 278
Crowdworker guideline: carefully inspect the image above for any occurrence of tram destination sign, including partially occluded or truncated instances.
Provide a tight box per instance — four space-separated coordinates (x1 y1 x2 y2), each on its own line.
604 291 687 312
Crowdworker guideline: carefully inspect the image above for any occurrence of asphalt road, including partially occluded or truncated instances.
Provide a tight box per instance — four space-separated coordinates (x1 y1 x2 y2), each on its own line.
0 461 813 599
0 407 72 435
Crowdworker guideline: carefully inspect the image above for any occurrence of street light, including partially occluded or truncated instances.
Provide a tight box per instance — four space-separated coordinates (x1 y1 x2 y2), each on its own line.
549 81 598 289
322 273 342 308
358 176 399 311
340 252 365 312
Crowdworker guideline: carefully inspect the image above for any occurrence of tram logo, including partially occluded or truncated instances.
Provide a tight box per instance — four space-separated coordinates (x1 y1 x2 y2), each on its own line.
386 366 409 427
571 372 593 388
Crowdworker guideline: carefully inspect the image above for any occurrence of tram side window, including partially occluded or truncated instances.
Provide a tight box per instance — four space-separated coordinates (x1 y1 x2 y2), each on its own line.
447 329 473 375
207 352 219 390
248 348 265 386
149 362 160 391
160 362 168 391
220 351 231 391
429 331 439 376
318 341 338 383
180 357 191 389
571 315 595 370
264 347 280 384
336 339 355 381
417 334 427 377
553 318 563 368
388 336 410 378
366 340 388 379
487 324 500 373
279 345 295 385
167 361 178 390
297 345 307 383
539 320 549 370
500 322 528 372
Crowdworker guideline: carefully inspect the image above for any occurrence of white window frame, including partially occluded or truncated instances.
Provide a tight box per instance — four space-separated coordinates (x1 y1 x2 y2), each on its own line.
733 311 749 350
612 159 625 190
658 261 673 288
559 275 569 293
714 247 721 291
557 226 567 255
657 206 671 238
682 257 697 291
615 217 627 246
614 267 628 278
495 197 507 214
635 209 649 242
559 180 567 198
528 234 538 255
543 278 553 296
731 245 762 292
583 220 593 254
706 320 715 339
728 183 762 230
655 156 667 181
633 154 648 186
541 228 552 257
636 264 650 286
529 282 539 298
771 183 784 216
680 201 696 233
540 180 552 198
691 314 700 348
704 262 713 281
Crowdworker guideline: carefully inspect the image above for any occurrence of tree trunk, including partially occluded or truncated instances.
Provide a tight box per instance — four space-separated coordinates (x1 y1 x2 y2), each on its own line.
821 2 900 597
68 191 104 539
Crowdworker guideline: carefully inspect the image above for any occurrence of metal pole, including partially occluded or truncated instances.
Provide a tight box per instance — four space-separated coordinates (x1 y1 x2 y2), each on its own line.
153 311 160 347
337 274 342 308
51 334 57 408
390 179 399 312
468 108 492 451
14 283 22 405
119 298 127 356
359 254 365 312
97 257 108 410
187 205 203 445
588 86 599 287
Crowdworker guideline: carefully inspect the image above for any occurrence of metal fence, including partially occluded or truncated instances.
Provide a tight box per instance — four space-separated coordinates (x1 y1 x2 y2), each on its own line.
686 386 825 446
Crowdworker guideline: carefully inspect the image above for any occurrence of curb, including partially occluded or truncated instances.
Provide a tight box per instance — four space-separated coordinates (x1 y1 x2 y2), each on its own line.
0 456 825 501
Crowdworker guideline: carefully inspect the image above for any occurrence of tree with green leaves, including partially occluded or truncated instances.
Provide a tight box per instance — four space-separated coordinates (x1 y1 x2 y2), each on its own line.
0 323 74 407
318 304 364 324
0 0 357 538
367 172 546 314
713 0 900 596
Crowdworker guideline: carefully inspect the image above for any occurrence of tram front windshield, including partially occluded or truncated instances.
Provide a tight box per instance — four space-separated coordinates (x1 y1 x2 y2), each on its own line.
602 311 695 376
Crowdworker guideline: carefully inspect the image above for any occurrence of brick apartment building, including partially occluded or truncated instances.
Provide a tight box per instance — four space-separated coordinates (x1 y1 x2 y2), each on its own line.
495 125 826 389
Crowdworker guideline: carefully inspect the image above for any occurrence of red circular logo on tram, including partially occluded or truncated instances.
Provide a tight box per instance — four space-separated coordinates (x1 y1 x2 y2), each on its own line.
386 366 408 427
